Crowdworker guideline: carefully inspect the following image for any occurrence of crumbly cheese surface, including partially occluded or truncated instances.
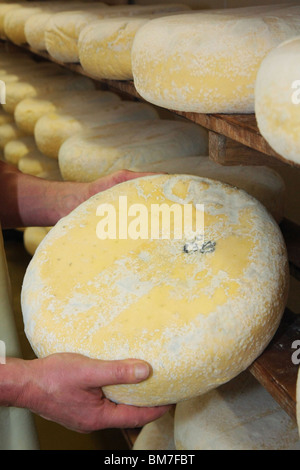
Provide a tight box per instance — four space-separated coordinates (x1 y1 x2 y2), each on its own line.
35 101 159 159
255 36 300 166
21 175 289 406
132 5 300 113
174 371 300 450
58 120 208 181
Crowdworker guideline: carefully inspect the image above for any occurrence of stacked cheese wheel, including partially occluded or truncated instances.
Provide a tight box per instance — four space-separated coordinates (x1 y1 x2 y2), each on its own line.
255 37 300 166
131 5 300 113
21 174 289 407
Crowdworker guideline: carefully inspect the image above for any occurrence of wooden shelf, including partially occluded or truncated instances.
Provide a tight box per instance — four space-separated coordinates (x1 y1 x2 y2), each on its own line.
2 40 299 170
1 39 299 439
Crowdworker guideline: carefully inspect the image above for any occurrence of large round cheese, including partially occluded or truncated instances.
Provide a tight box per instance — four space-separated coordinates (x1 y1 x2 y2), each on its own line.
255 37 300 166
174 371 300 450
4 136 36 165
14 89 120 135
130 156 286 224
21 174 289 406
34 101 160 159
18 149 59 176
0 2 24 39
3 74 94 114
132 5 300 113
58 120 208 181
4 5 45 45
45 4 190 63
0 123 25 149
133 410 175 450
23 227 52 257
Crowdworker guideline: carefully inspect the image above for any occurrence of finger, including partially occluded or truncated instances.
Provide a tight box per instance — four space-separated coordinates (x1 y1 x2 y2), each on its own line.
101 402 172 430
82 358 152 388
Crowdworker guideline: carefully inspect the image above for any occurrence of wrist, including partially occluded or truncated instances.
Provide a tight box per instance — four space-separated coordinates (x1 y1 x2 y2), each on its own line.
0 358 31 408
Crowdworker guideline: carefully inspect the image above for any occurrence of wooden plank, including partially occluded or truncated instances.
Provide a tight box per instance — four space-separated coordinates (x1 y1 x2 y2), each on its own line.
209 131 286 167
249 309 299 422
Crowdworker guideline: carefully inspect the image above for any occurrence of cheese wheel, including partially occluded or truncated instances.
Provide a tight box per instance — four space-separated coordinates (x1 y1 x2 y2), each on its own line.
174 371 300 450
133 410 175 450
130 156 286 223
45 4 190 63
21 174 289 406
79 16 153 80
3 74 94 114
0 123 25 149
58 119 208 181
4 136 36 165
132 5 300 113
78 7 190 80
34 101 160 159
0 2 24 39
18 149 59 176
23 227 52 257
14 89 120 135
255 37 300 166
4 5 45 45
36 168 63 181
24 3 96 50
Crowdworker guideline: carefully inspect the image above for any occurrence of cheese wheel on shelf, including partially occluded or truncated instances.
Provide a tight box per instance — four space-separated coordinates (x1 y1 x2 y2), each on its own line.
130 156 286 224
132 5 300 113
4 136 36 165
133 410 176 450
58 119 208 181
14 89 120 135
255 37 300 166
34 100 160 159
3 74 94 114
4 4 45 45
21 174 289 406
79 16 153 80
23 226 52 257
174 371 300 450
44 4 190 63
0 123 25 149
78 7 190 80
0 3 25 38
18 149 59 176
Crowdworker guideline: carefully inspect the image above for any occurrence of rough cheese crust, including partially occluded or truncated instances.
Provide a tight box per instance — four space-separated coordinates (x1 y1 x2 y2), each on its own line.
21 175 289 407
58 120 208 181
174 371 300 450
131 5 300 113
44 4 190 63
130 156 286 224
34 101 159 160
255 37 300 166
14 89 118 135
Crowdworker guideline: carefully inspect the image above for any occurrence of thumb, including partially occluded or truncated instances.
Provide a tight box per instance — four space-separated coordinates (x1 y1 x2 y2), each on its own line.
86 358 152 388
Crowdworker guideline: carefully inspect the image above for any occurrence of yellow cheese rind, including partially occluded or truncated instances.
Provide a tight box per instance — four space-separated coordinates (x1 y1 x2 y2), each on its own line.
18 149 59 176
24 227 52 257
58 120 208 181
21 175 289 407
133 410 175 450
132 6 300 113
4 136 36 165
35 101 159 160
174 371 300 450
14 89 119 135
130 156 286 223
255 36 300 166
45 4 190 63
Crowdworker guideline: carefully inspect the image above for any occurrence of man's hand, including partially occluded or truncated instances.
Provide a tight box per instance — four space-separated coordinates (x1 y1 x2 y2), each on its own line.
12 353 170 433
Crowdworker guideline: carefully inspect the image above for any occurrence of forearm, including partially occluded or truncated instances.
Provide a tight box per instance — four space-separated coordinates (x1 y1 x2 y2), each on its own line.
0 161 89 229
